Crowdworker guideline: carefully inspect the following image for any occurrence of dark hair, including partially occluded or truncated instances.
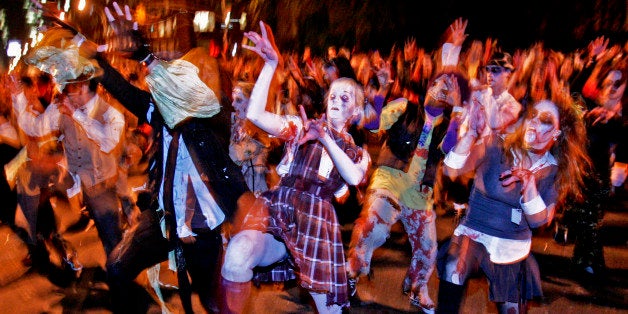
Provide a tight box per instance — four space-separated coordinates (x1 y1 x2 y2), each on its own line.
326 56 357 81
488 51 515 70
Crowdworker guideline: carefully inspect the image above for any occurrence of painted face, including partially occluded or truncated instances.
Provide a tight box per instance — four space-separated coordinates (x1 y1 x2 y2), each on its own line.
485 65 510 91
523 100 560 153
599 70 626 105
326 80 356 129
426 74 453 107
231 87 248 114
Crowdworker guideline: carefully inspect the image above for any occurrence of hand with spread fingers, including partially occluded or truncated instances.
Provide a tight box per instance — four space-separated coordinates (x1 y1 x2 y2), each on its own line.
242 21 281 67
449 17 469 47
103 1 150 60
297 105 328 146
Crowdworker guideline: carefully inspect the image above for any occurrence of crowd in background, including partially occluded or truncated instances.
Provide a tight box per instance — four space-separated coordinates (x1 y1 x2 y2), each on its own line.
0 7 626 313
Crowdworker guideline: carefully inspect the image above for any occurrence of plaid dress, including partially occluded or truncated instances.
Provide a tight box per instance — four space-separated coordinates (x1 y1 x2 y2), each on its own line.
242 127 364 307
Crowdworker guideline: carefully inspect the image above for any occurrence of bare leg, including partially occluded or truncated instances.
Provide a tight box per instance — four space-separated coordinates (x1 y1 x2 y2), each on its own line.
310 291 343 314
220 230 287 313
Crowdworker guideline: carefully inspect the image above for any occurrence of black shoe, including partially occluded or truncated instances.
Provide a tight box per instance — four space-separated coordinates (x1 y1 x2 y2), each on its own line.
574 265 606 287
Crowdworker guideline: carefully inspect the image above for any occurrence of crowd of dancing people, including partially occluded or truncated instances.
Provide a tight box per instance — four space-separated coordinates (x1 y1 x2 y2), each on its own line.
0 2 626 313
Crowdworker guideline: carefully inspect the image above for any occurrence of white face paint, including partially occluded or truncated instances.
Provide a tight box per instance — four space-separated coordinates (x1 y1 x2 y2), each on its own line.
326 80 356 130
599 70 626 106
231 87 249 118
523 100 560 153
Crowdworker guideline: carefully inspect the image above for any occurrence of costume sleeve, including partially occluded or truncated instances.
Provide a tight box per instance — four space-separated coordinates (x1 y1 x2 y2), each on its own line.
95 54 153 123
378 98 408 131
13 92 60 137
72 103 125 153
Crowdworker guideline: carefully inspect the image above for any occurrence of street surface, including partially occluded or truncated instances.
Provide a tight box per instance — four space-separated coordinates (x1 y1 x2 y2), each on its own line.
0 177 626 313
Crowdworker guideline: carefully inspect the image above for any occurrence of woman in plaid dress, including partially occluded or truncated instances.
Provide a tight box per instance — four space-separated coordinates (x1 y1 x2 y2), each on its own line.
220 22 370 314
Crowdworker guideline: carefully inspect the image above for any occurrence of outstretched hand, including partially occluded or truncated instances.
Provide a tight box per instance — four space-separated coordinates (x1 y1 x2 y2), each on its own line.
298 105 328 145
466 94 486 137
103 2 150 60
588 36 609 59
448 17 468 46
243 21 281 66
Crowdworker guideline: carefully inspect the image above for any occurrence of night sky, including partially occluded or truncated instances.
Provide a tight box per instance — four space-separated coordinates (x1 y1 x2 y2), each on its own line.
2 0 627 61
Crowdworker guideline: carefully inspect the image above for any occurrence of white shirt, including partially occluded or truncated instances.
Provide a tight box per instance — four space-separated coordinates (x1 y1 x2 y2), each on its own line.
148 104 224 238
446 149 556 264
13 91 124 154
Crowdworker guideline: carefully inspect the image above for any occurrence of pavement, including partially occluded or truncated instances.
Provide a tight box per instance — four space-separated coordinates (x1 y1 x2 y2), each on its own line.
0 181 626 313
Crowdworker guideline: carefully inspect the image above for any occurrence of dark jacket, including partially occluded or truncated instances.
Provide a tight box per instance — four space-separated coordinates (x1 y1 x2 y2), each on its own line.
96 55 249 222
376 100 450 187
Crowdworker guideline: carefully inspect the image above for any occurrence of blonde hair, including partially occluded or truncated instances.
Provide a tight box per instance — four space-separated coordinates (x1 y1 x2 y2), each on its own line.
326 77 366 126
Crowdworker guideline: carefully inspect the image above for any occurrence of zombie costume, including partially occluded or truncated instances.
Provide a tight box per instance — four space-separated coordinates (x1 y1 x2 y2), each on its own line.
437 133 557 309
347 99 449 308
242 115 368 307
229 115 270 194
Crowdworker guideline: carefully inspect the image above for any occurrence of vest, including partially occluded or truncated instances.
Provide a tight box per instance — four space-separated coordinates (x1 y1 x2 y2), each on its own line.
59 95 120 188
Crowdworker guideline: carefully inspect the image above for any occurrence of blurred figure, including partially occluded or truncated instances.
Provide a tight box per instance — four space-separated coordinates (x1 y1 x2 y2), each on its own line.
11 70 84 278
88 3 251 312
561 51 627 281
229 81 272 195
17 38 126 259
0 74 20 228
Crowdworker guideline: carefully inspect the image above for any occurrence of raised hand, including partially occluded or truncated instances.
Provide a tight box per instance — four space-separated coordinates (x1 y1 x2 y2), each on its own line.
588 36 609 60
444 74 462 106
448 17 468 46
297 105 328 145
404 37 417 62
375 60 393 90
243 21 281 66
103 2 150 60
467 95 486 137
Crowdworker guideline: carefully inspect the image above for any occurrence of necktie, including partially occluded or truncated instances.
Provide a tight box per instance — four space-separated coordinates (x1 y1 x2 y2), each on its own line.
160 129 194 314
162 129 179 216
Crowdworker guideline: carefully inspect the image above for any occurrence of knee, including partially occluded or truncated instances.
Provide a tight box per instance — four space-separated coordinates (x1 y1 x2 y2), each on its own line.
221 231 260 281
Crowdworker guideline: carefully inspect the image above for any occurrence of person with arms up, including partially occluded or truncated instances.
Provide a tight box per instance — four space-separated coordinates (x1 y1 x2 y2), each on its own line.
220 21 370 314
58 2 251 312
436 93 591 313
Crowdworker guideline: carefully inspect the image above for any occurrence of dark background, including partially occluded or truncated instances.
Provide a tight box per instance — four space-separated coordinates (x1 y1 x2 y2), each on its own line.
2 0 627 64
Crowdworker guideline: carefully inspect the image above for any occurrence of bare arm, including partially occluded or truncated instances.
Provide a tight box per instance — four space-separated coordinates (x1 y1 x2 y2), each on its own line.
243 22 286 137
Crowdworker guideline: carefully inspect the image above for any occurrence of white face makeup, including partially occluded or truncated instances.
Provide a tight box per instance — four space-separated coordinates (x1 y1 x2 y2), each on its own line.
231 87 248 114
326 80 356 130
599 70 626 105
523 100 560 153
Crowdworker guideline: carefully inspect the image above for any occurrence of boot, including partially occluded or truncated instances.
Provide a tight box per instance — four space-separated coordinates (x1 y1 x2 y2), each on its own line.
436 280 464 314
219 277 251 314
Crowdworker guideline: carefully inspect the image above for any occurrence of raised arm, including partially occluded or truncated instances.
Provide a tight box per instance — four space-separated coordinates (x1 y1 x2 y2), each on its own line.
243 21 287 137
441 17 468 67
